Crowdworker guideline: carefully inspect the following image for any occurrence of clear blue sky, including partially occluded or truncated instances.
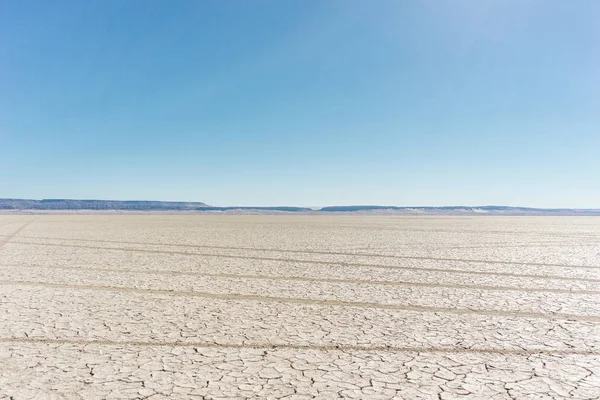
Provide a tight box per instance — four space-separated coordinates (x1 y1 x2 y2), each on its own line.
1 0 598 207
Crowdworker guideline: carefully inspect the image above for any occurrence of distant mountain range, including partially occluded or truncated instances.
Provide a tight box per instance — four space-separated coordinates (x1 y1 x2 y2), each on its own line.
0 198 209 211
318 205 600 215
196 206 312 212
1 199 598 215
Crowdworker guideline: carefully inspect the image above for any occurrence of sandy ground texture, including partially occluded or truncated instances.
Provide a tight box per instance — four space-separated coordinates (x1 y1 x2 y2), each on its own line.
0 215 599 399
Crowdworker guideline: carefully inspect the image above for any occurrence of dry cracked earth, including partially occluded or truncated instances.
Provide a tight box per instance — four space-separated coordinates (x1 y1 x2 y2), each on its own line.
0 214 599 399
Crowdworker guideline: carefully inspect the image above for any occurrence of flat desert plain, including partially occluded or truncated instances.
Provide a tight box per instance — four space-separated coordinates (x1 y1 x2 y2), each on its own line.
0 215 599 399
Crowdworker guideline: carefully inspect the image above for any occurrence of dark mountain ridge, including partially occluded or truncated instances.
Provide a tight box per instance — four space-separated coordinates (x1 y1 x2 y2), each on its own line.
0 198 209 211
1 199 598 215
319 205 600 215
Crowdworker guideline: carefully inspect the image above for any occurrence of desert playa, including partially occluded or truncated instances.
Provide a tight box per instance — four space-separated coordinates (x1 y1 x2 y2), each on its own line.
0 215 599 399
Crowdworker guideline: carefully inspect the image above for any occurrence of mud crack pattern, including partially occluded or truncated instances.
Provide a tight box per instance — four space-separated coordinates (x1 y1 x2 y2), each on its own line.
0 215 599 399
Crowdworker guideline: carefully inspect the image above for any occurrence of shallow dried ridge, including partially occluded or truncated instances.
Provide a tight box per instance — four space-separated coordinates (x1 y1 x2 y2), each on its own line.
1 215 599 399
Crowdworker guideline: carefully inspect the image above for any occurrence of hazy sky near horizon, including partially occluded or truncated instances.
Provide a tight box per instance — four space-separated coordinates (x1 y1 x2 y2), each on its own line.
1 1 599 207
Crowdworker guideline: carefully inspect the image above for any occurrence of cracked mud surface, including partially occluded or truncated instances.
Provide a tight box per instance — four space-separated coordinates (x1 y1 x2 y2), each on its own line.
1 215 599 399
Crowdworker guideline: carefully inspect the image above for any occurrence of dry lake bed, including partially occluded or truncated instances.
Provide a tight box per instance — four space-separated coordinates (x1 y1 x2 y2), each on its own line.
0 214 599 399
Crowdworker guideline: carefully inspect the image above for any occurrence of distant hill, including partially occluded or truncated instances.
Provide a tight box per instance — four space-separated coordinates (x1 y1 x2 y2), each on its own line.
0 198 209 211
318 205 600 215
1 199 598 215
197 206 312 212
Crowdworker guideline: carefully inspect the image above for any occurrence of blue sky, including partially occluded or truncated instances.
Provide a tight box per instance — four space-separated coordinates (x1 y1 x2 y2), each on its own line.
1 0 598 207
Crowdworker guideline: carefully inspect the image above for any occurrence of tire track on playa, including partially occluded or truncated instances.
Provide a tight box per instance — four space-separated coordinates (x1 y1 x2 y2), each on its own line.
1 337 598 356
2 234 594 251
14 223 600 238
2 280 599 322
8 240 600 270
6 235 600 266
7 241 600 283
438 242 600 249
1 263 598 295
0 218 37 249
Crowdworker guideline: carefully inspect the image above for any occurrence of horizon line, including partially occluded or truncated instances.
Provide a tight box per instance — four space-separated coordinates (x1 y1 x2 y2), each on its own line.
0 198 598 211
